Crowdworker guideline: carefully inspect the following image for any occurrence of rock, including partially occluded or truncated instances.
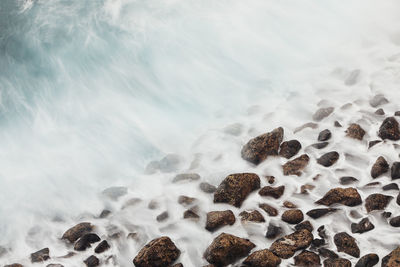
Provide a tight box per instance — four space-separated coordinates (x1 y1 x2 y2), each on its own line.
183 208 200 219
301 184 316 194
340 176 359 185
95 240 110 253
99 210 111 218
379 117 400 140
282 154 310 176
204 233 255 266
313 107 334 121
266 224 282 239
391 162 400 179
283 201 297 208
383 211 392 218
84 255 99 267
102 186 127 200
317 152 339 167
383 183 399 191
172 173 200 183
294 250 321 266
46 264 64 267
316 187 362 207
200 182 217 193
121 197 142 209
371 156 389 178
31 248 50 263
355 253 379 267
158 154 183 173
318 129 332 141
259 185 285 199
62 222 93 243
266 175 275 184
214 173 260 207
311 142 329 149
241 127 284 164
375 108 385 115
243 249 281 267
259 203 278 216
396 111 400 116
318 248 338 259
279 140 302 159
334 232 360 258
294 122 318 133
369 140 382 148
317 226 327 239
281 209 304 224
306 208 338 219
205 210 235 232
346 123 366 140
351 218 375 234
156 211 169 222
4 265 23 267
74 233 101 251
370 94 389 107
334 121 342 127
133 236 180 267
295 221 314 232
239 210 265 223
269 229 313 259
365 194 393 212
382 246 400 267
389 216 400 227
323 258 351 267
178 195 196 206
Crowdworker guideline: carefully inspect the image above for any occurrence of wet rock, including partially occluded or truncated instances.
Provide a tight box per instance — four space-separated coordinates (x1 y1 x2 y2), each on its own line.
172 173 200 183
84 255 99 267
379 117 400 141
31 248 50 263
283 201 297 208
391 162 400 179
365 193 393 212
171 264 183 267
74 233 101 251
200 182 217 193
239 210 265 223
214 173 260 207
383 183 399 191
294 122 318 133
241 127 284 164
334 121 342 127
370 94 389 107
317 152 339 167
371 156 389 178
389 216 400 227
102 186 127 200
364 181 381 188
294 250 321 266
121 197 142 209
99 210 111 218
318 129 332 141
323 258 351 267
95 240 110 254
282 154 310 176
355 253 379 267
183 208 200 219
311 238 325 248
4 265 23 267
205 210 235 232
266 175 275 184
345 123 366 140
266 224 282 239
295 221 313 233
306 208 337 219
243 249 281 267
340 176 359 185
259 203 278 216
62 222 93 243
281 209 304 224
318 248 338 259
133 236 181 267
375 108 385 115
259 185 285 199
334 232 360 258
351 218 375 234
178 195 196 206
156 211 169 222
269 229 313 259
279 140 302 159
317 226 327 239
313 107 334 122
204 233 255 266
301 184 316 194
369 140 382 148
382 246 400 267
316 187 362 207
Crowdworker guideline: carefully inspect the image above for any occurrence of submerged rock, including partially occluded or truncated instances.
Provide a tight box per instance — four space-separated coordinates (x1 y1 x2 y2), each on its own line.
199 182 217 193
133 236 180 267
334 232 360 258
178 195 196 206
74 233 101 251
306 208 338 219
239 210 265 223
311 142 329 149
365 194 393 212
172 173 200 183
378 117 400 141
382 246 400 267
269 229 313 259
156 211 169 222
316 187 362 207
340 176 358 185
351 218 375 234
279 140 302 159
266 224 282 239
369 140 382 148
369 94 389 107
346 123 366 140
31 248 50 263
281 209 304 224
282 154 310 176
317 152 339 167
205 210 235 232
243 249 281 267
102 186 127 200
355 253 379 267
371 156 389 178
62 222 93 243
294 250 321 266
259 185 285 199
312 107 334 121
95 240 110 254
294 122 318 133
391 162 400 179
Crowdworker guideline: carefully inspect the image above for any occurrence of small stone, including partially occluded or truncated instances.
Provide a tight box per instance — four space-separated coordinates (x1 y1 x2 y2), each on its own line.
389 216 400 227
84 255 99 267
334 121 342 127
313 107 334 121
269 229 313 259
340 176 358 185
371 156 389 178
62 222 93 243
369 140 382 148
74 233 100 251
94 240 110 254
102 186 127 200
306 208 338 219
355 253 379 267
281 209 304 224
382 212 392 218
323 258 351 267
99 210 111 218
375 108 385 115
379 117 400 141
395 111 400 116
318 248 338 259
266 224 282 239
283 201 297 208
316 187 362 207
178 195 196 206
259 203 278 216
31 248 50 263
259 185 285 199
239 210 265 223
351 218 375 234
294 122 318 133
294 250 321 266
317 226 327 239
365 194 393 212
171 264 183 267
317 152 339 167
364 181 381 187
266 176 275 184
383 183 399 191
295 221 313 233
148 199 159 209
172 173 200 183
311 238 325 248
382 246 400 267
46 264 64 267
318 129 331 141
279 140 302 159
334 232 360 258
199 182 217 193
301 184 315 194
156 211 169 222
205 210 235 232
282 154 310 176
312 142 329 149
370 94 389 107
133 237 181 267
391 162 400 179
346 123 366 140
183 208 199 219
243 249 281 267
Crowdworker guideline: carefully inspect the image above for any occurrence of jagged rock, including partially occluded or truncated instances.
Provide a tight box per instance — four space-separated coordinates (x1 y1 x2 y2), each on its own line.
102 186 127 200
365 194 393 212
205 210 235 232
340 176 358 185
382 246 400 267
62 222 93 243
316 187 362 207
95 240 110 254
269 229 313 259
133 236 180 267
318 129 332 141
283 201 297 208
243 249 281 267
294 250 321 266
31 248 50 263
99 210 111 218
323 258 351 267
171 264 183 267
259 203 278 216
371 156 389 178
370 94 389 107
183 208 199 219
312 142 329 149
355 253 379 267
378 117 400 141
318 248 338 259
313 107 334 122
383 183 399 191
172 173 200 183
281 209 304 224
259 185 285 199
334 232 360 258
214 173 260 207
346 123 366 140
391 162 400 179
156 211 169 222
317 152 339 167
295 221 313 233
200 182 217 193
294 122 318 133
178 195 196 206
279 140 302 159
389 216 400 227
369 140 382 148
282 154 310 176
84 255 99 267
241 127 284 164
266 224 282 239
204 233 255 266
311 238 325 248
74 233 101 251
306 208 337 219
239 210 265 223
351 218 375 234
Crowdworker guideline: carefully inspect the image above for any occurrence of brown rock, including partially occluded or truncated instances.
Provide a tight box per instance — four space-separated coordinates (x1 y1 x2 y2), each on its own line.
355 253 379 267
74 233 101 251
318 129 332 141
84 255 99 267
259 185 285 199
316 187 362 207
214 173 261 207
243 249 281 267
306 208 338 219
283 201 297 208
241 127 284 164
266 175 275 184
323 258 351 267
316 152 339 167
351 218 375 234
171 264 183 267
205 210 235 232
31 248 50 263
370 94 389 107
204 233 255 266
294 250 321 266
339 176 358 185
200 182 217 193
62 222 93 243
266 224 282 239
133 236 180 267
95 240 110 254
346 124 366 140
371 156 389 178
379 117 400 140
178 195 196 206
239 210 265 223
301 184 316 194
318 248 338 259
281 209 304 224
279 140 302 159
270 229 313 259
334 232 360 258
313 107 334 122
365 193 393 212
311 142 329 149
295 221 313 233
369 140 382 148
382 246 400 267
282 154 310 176
4 265 23 267
259 203 278 216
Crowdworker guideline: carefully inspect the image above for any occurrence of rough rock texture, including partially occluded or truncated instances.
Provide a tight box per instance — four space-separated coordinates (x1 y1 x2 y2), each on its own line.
316 152 339 167
214 173 261 207
318 248 338 259
242 249 281 267
205 210 235 232
269 229 313 259
282 154 310 176
294 250 321 266
281 209 304 224
334 232 360 258
203 233 255 266
31 248 50 263
346 124 366 140
279 140 302 159
283 201 297 208
306 208 337 219
316 187 362 207
95 240 110 254
74 233 101 251
371 156 389 178
133 237 181 267
382 246 400 267
365 194 393 212
379 117 400 140
259 203 278 216
266 224 282 239
323 258 352 267
355 253 379 267
241 127 284 164
391 162 400 180
312 107 334 121
351 218 375 234
383 183 399 191
318 129 332 141
370 94 389 107
84 255 99 267
62 222 93 243
156 211 169 222
239 210 265 223
259 185 285 199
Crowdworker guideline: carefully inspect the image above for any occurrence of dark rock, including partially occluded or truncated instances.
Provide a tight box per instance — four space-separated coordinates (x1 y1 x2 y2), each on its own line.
371 156 389 178
173 173 200 183
318 129 331 141
311 142 329 149
62 222 93 243
294 250 321 266
295 221 313 232
282 154 310 176
351 218 375 234
133 236 180 267
383 183 399 191
266 224 282 239
323 258 351 267
316 187 362 207
383 212 392 218
281 209 304 224
313 107 334 121
206 210 235 232
311 238 325 248
395 111 400 116
378 117 400 141
269 229 313 259
369 140 382 148
259 185 285 199
242 249 281 267
391 162 400 179
334 121 342 127
239 210 265 223
171 264 183 267
84 255 99 267
204 233 255 266
156 211 169 222
364 181 381 187
183 208 199 219
95 240 110 254
340 176 359 185
200 182 217 193
375 108 385 115
318 248 338 259
74 233 101 251
214 173 261 207
99 210 111 218
370 94 389 107
241 127 284 164
178 195 196 206
389 216 400 227
317 226 327 239
355 253 379 267
346 123 366 140
266 175 275 184
334 232 360 258
259 203 278 216
294 123 318 133
317 152 339 167
382 246 400 267
365 194 393 212
306 208 338 219
283 201 297 208
31 248 50 263
279 140 302 159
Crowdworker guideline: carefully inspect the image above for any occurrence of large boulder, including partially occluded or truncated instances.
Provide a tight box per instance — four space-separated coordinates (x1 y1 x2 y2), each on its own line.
133 237 180 267
355 253 379 267
269 229 313 259
242 249 281 267
378 117 400 141
316 188 362 207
